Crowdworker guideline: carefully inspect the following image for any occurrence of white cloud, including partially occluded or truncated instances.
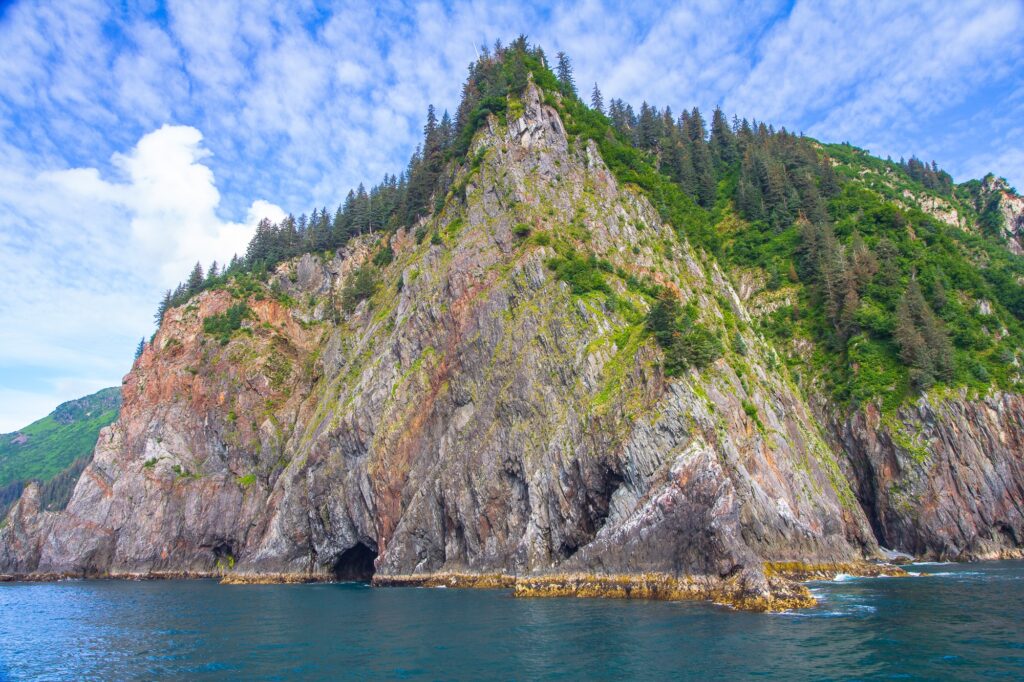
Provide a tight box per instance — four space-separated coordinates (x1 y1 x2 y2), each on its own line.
44 125 280 284
0 125 282 431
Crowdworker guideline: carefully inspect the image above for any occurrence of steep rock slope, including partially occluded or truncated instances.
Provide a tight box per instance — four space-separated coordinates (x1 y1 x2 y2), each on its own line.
1 84 882 607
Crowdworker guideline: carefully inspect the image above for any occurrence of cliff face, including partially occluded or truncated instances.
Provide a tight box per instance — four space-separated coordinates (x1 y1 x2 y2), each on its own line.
831 394 1024 560
3 81 1022 607
0 84 882 606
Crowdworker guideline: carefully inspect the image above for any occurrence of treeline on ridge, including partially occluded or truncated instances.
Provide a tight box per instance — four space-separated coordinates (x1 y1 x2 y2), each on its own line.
149 36 1024 408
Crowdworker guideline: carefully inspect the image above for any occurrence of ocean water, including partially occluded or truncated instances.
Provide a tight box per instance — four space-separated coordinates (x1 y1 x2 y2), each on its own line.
0 561 1021 680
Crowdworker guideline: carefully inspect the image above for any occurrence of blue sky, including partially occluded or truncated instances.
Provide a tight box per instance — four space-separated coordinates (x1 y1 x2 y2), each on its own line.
1 0 1022 431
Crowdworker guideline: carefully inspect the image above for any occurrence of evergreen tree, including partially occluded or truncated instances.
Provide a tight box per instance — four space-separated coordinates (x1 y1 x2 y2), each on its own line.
155 290 172 325
439 110 453 150
838 280 860 340
637 102 659 150
691 141 716 208
505 51 528 92
895 280 954 390
608 98 630 134
555 51 576 96
848 232 878 289
247 218 274 265
685 107 707 142
590 83 604 114
135 337 146 359
931 277 947 312
186 262 204 295
710 107 737 166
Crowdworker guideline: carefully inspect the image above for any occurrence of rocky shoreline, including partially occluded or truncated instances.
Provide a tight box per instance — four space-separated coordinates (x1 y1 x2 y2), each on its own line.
0 561 909 612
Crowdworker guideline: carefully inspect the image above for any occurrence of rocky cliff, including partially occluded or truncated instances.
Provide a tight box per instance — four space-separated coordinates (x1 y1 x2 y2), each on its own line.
830 393 1024 560
981 175 1024 255
2 79 1021 610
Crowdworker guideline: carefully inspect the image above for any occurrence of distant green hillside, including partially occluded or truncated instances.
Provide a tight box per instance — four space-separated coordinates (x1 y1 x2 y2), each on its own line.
0 387 120 515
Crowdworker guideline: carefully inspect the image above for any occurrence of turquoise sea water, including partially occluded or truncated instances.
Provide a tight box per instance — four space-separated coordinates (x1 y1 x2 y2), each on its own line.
0 561 1021 680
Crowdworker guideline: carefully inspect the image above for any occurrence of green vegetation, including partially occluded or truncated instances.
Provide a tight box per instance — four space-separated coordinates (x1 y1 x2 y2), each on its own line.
645 296 723 375
547 250 611 295
372 242 394 267
513 222 532 238
171 464 200 480
202 303 253 344
513 45 1024 408
341 265 379 313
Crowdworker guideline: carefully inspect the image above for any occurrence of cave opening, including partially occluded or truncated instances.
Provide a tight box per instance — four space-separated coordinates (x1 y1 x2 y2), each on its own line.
212 541 235 568
331 542 378 582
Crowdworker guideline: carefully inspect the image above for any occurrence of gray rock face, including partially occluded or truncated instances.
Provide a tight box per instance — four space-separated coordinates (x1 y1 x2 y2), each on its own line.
0 484 53 574
1 80 1020 601
832 394 1024 560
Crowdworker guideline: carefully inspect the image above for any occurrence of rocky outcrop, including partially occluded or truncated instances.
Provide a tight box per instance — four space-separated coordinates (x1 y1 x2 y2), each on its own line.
0 484 54 574
982 175 1024 255
7 79 1011 609
830 393 1024 560
901 189 963 229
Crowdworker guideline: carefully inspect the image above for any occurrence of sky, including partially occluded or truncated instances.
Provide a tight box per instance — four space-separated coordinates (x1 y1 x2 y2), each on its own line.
1 0 1022 431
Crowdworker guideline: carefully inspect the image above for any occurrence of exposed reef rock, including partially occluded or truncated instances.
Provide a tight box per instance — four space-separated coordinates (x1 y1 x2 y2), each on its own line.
2 80 1016 610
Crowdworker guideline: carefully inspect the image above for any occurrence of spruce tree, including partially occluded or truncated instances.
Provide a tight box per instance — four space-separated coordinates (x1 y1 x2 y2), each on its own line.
186 262 204 295
710 107 737 166
691 142 716 208
439 110 453 149
155 290 172 325
685 107 707 142
637 102 659 150
895 280 955 390
590 83 604 114
555 51 576 96
931 277 947 312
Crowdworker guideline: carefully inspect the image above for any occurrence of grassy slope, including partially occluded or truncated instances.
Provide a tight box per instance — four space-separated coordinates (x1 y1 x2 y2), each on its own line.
0 387 120 487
